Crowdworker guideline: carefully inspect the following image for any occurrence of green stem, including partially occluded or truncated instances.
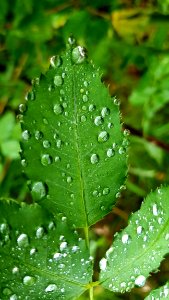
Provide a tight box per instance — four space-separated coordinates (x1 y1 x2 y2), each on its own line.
84 226 90 249
89 286 94 300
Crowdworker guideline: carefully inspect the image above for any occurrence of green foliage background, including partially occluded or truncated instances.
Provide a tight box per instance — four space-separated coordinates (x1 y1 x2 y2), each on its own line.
0 0 169 298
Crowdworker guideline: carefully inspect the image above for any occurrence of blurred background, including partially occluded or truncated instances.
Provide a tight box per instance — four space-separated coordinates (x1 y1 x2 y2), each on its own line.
0 0 169 299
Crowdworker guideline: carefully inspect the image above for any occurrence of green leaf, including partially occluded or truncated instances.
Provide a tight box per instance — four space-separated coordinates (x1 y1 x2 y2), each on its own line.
99 186 169 293
20 40 127 227
145 281 169 300
0 199 92 299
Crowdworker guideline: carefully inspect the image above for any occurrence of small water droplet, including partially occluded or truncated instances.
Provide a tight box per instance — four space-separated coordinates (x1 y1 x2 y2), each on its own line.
31 78 39 86
10 294 18 300
108 122 113 129
31 181 47 201
41 154 52 166
19 104 27 113
23 275 35 286
80 88 84 93
25 91 35 101
93 190 98 197
68 35 76 45
123 129 130 136
84 81 88 87
100 258 107 271
12 267 19 274
56 139 62 148
17 233 29 247
36 227 44 239
54 75 63 86
113 97 120 105
152 203 158 216
81 115 87 122
3 287 12 296
90 154 99 164
118 147 126 154
43 140 51 149
72 46 87 64
60 241 67 251
101 107 110 117
89 104 96 112
45 284 57 293
94 116 103 126
50 55 62 68
67 176 72 183
98 131 109 143
43 118 48 125
30 248 37 255
22 130 31 141
35 130 43 140
122 233 131 244
137 226 143 235
72 245 80 253
134 275 146 287
107 148 115 158
116 192 121 198
103 187 110 195
82 95 88 102
53 103 63 115
55 156 60 162
21 159 27 167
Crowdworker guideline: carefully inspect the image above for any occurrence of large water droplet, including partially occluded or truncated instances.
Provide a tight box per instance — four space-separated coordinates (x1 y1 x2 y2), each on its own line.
45 284 57 293
121 233 131 244
72 46 87 64
17 233 29 247
134 275 146 287
50 55 62 68
23 275 35 286
53 104 63 115
98 131 109 143
31 181 47 201
41 154 52 166
94 116 103 126
22 130 31 141
43 140 51 149
101 107 110 117
90 154 99 164
54 75 63 86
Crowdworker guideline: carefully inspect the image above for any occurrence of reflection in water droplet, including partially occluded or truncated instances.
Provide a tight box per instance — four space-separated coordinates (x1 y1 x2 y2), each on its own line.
101 107 110 117
90 154 99 164
54 75 63 86
107 148 115 158
22 130 31 141
53 104 63 115
17 233 29 247
50 55 62 68
72 46 87 64
43 140 51 149
41 154 52 166
31 181 47 201
94 116 103 126
98 131 109 143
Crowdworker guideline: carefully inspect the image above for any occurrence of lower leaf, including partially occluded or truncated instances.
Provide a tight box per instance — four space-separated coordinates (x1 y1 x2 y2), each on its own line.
145 281 169 300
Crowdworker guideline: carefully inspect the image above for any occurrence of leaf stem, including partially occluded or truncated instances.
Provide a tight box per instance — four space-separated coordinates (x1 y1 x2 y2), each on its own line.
84 226 90 249
89 286 94 300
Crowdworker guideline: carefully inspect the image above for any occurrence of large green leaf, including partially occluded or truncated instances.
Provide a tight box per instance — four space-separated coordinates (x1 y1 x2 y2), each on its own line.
20 39 127 228
145 281 169 300
0 199 92 299
100 186 169 293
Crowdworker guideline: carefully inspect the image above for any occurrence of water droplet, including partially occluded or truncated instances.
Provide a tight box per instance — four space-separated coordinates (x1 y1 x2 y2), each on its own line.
30 248 37 255
82 95 88 102
152 203 158 216
60 241 67 251
94 116 103 126
72 46 87 64
118 147 126 154
23 275 35 286
3 287 12 295
53 252 62 260
50 55 62 68
31 78 39 86
89 104 96 112
81 115 87 122
21 159 27 167
56 139 62 148
41 154 52 166
93 190 98 197
116 192 121 198
137 226 143 235
45 284 57 293
80 88 84 93
17 233 29 247
103 187 110 195
10 294 18 300
68 35 76 45
55 156 60 162
22 130 31 141
54 75 63 86
67 176 72 183
113 97 120 105
53 104 63 115
134 275 146 287
43 140 51 149
122 233 131 244
84 81 88 87
12 267 19 274
31 181 47 201
90 154 99 164
25 91 35 101
43 118 48 125
36 227 44 239
98 131 109 143
123 129 130 136
19 104 27 113
101 107 110 117
35 130 43 140
100 258 107 271
107 148 115 158
72 245 80 253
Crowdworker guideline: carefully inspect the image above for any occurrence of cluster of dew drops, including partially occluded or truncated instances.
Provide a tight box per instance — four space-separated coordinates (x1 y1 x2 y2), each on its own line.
0 215 93 299
99 187 169 293
19 37 130 203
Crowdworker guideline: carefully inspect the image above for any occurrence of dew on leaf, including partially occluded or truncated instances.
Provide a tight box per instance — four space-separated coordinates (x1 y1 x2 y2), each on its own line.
67 176 72 183
53 252 62 260
72 245 80 253
17 233 29 247
55 156 60 162
82 95 88 102
43 118 48 125
152 203 158 216
22 130 31 141
114 97 120 105
0 223 8 233
99 258 107 271
53 103 63 115
23 275 35 286
137 226 143 235
103 187 110 195
89 104 96 111
101 107 110 117
81 115 87 122
94 116 103 126
19 104 27 113
108 122 113 129
45 284 57 293
118 147 126 155
54 75 63 86
90 154 99 164
3 288 12 295
50 55 62 68
98 131 109 143
134 275 146 287
31 181 47 201
30 248 37 255
12 267 19 274
122 233 131 244
31 77 39 86
35 130 43 140
10 294 18 300
36 227 44 238
60 241 67 252
107 148 115 158
72 46 87 64
43 140 51 149
41 154 52 166
56 139 62 148
84 81 88 87
25 91 35 101
68 35 76 45
21 159 27 167
123 129 130 136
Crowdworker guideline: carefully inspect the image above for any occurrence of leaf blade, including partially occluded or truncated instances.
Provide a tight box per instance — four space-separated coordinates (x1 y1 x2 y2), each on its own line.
145 281 169 300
